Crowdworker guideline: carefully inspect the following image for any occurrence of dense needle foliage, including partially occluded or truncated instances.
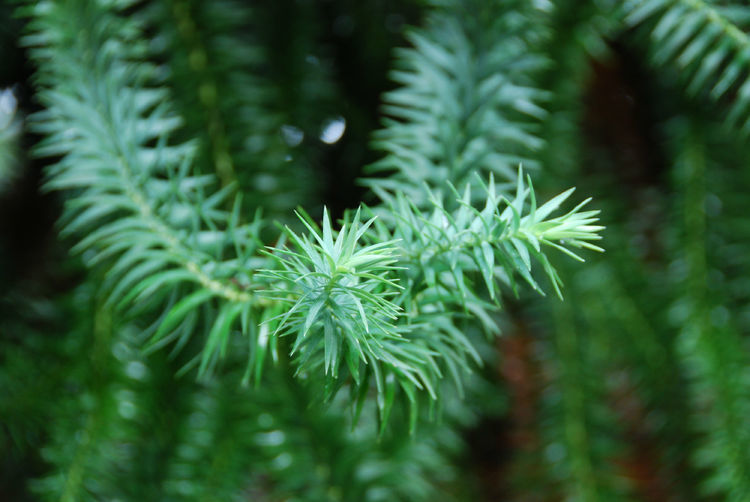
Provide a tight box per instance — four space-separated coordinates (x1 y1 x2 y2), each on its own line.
1 0 750 500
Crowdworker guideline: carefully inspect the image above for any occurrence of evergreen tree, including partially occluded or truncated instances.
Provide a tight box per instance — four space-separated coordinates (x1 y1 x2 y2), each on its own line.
1 1 749 500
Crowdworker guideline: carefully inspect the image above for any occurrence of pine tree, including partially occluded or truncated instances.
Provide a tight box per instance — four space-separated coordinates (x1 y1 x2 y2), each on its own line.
2 0 750 500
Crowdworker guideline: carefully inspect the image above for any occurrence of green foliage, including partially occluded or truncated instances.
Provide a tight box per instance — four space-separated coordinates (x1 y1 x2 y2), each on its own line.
262 175 602 421
5 0 750 500
264 208 407 385
366 0 547 204
23 0 268 380
145 0 320 215
668 123 750 501
623 0 750 136
22 0 599 402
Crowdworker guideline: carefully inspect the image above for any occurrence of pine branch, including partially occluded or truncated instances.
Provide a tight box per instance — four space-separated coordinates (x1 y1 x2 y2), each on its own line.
365 0 548 204
529 296 636 502
623 0 750 137
549 303 602 502
0 295 72 491
381 173 603 300
673 124 750 501
22 0 271 378
349 0 605 418
157 0 239 188
22 0 602 424
31 301 152 501
159 361 471 501
266 173 602 418
146 0 319 216
575 264 701 500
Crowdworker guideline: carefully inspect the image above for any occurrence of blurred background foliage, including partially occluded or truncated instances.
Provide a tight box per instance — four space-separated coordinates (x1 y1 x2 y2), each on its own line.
2 0 750 501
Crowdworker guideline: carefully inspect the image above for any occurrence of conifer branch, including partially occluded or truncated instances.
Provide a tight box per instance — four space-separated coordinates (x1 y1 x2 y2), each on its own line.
675 126 750 500
266 174 602 413
575 265 700 497
31 300 153 501
23 0 602 405
623 0 750 136
147 0 318 216
159 0 239 188
22 0 270 378
365 0 548 204
551 303 601 502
